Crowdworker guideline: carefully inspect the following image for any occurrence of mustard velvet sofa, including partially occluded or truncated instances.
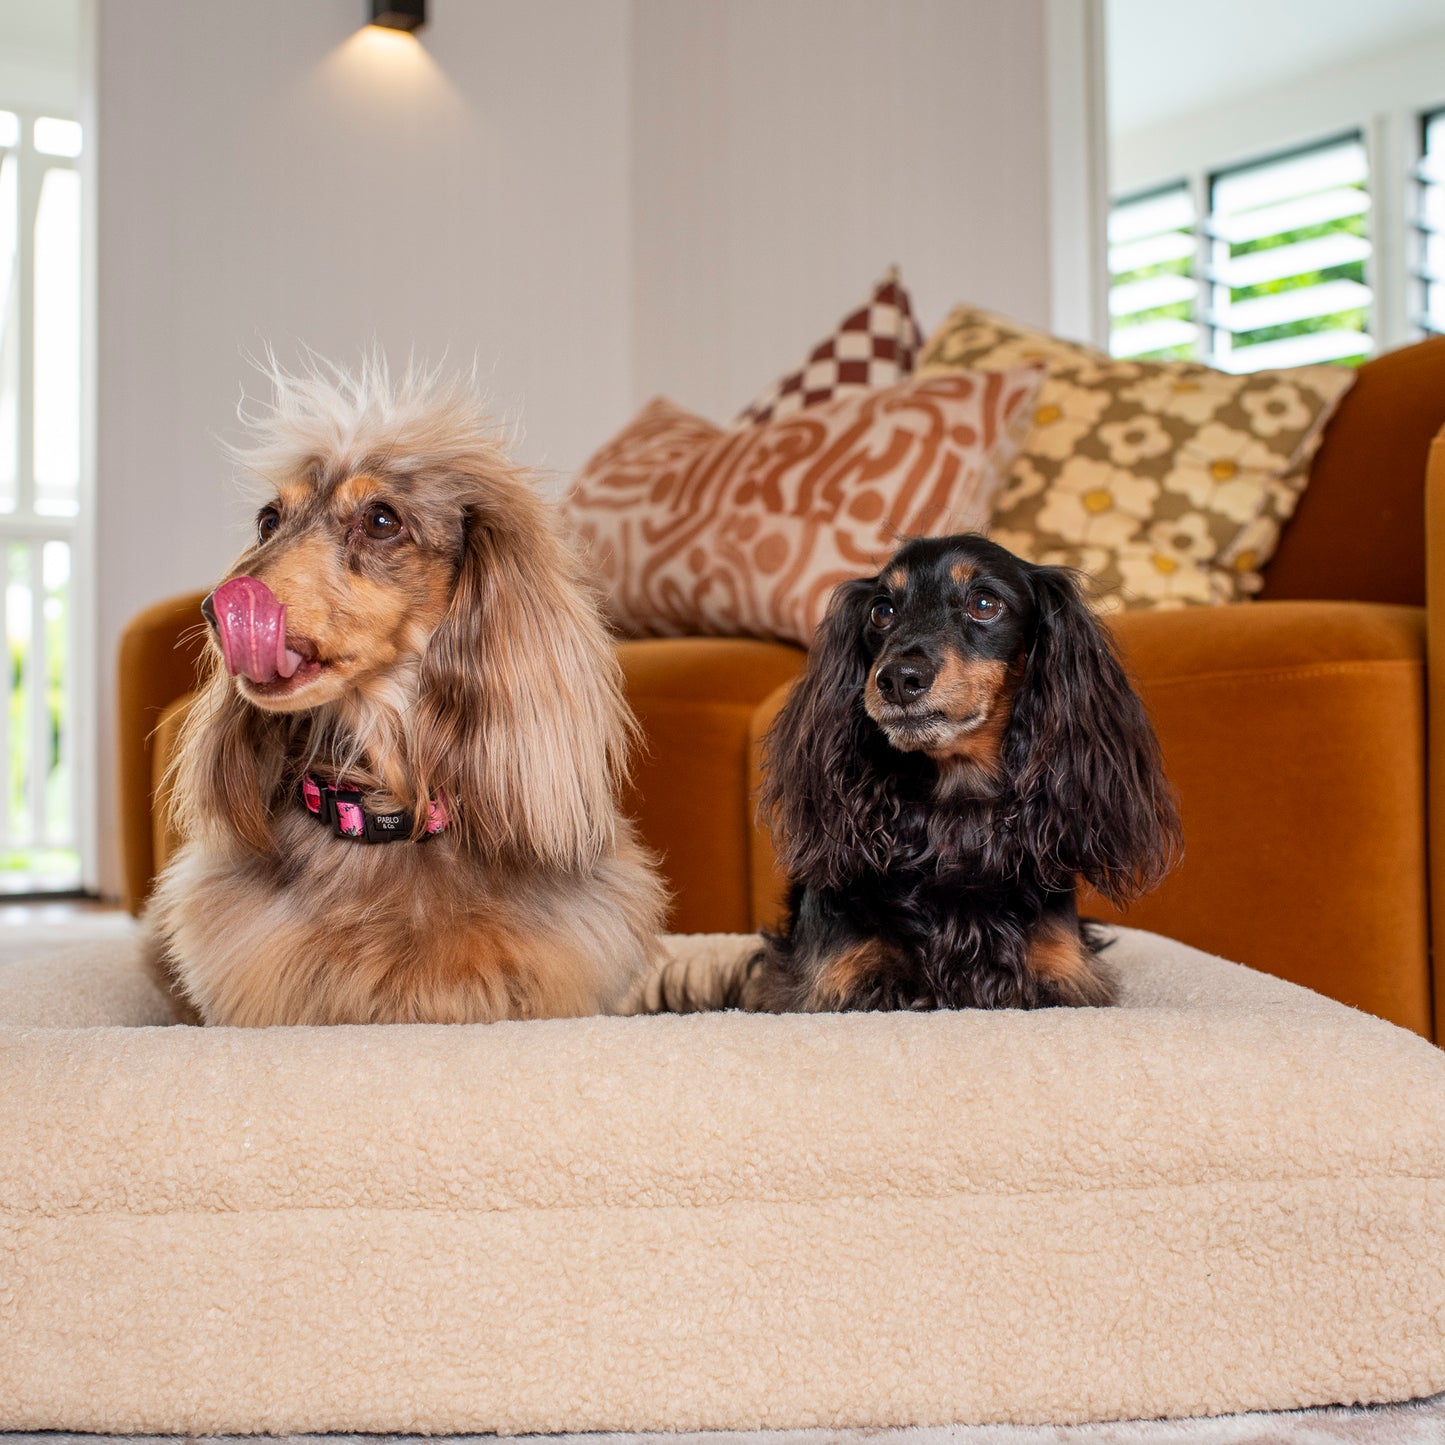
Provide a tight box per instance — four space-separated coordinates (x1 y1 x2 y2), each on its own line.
117 337 1445 1040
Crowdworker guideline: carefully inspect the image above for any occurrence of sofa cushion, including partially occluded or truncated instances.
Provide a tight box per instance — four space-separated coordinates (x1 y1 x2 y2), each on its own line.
565 368 1043 646
1 929 1442 1434
1260 334 1445 606
117 590 211 911
917 305 1356 609
736 267 924 425
619 637 806 933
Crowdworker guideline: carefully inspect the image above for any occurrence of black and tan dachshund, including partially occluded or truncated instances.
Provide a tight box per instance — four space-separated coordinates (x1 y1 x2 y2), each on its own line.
733 533 1181 1013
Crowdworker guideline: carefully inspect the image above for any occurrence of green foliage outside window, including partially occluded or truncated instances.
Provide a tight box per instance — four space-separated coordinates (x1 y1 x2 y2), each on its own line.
1227 202 1369 365
1111 240 1196 361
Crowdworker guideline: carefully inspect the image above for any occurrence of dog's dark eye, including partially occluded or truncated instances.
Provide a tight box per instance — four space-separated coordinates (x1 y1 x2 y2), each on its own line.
967 592 1003 623
869 599 896 630
257 507 280 544
362 503 403 540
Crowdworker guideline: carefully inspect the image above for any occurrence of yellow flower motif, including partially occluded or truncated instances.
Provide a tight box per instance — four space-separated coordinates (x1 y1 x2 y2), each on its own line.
1023 381 1112 462
1119 368 1233 426
1219 515 1281 599
1033 543 1112 579
1071 355 1141 389
1238 381 1312 439
1117 549 1214 608
1149 513 1216 562
994 456 1050 516
984 526 1045 563
1162 421 1278 524
1098 413 1172 467
922 325 1084 379
1114 516 1218 607
1035 456 1156 547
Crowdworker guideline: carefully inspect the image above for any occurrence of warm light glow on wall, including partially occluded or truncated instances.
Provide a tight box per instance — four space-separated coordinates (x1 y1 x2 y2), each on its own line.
316 22 460 121
329 23 445 88
350 24 424 63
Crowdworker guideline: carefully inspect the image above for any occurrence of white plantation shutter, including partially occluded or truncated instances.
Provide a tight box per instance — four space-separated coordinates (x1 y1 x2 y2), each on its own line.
1108 183 1199 361
1206 135 1372 372
0 109 84 890
1107 133 1376 373
1419 108 1445 337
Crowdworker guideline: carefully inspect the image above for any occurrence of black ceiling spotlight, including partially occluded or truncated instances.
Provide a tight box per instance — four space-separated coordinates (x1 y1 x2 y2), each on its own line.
371 0 425 32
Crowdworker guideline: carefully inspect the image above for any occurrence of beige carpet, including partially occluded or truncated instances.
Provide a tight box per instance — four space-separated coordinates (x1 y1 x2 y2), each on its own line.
0 904 133 965
6 1392 1445 1443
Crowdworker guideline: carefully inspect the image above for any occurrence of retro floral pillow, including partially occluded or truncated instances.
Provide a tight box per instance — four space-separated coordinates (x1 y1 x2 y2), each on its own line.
916 305 1358 609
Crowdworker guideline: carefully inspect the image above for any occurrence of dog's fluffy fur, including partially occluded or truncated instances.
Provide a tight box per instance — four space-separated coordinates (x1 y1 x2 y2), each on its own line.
143 357 666 1026
644 534 1180 1015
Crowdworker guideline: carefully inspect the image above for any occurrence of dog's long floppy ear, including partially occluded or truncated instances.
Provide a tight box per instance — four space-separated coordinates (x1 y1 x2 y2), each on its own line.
1005 566 1182 903
412 478 630 871
760 576 895 888
166 661 292 856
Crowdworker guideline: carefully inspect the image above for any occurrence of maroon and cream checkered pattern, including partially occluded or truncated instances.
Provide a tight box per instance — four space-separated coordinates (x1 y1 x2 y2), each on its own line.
736 268 924 426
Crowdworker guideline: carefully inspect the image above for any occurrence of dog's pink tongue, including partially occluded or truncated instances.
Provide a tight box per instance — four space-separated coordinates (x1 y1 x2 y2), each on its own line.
210 576 305 684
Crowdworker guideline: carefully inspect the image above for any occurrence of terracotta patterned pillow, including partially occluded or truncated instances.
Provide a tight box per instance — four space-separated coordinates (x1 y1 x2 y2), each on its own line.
916 306 1358 609
566 367 1045 645
737 268 924 426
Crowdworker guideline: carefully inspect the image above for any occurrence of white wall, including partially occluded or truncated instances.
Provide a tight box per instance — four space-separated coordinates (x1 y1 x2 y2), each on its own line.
94 0 634 894
630 0 1054 421
1111 21 1445 193
1107 0 1445 143
0 0 79 114
92 0 1060 898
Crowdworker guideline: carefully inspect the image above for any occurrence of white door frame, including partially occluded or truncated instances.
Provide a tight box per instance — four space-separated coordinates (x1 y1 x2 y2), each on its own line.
1045 0 1110 349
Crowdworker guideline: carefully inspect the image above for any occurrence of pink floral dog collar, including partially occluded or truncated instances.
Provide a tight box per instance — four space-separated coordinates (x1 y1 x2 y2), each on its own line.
300 774 449 843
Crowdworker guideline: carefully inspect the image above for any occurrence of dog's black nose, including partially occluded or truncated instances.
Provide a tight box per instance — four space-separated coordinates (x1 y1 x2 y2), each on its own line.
875 658 936 704
200 592 218 632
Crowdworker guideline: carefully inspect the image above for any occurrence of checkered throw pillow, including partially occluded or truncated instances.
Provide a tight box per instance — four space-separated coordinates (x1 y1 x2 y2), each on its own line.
737 268 924 426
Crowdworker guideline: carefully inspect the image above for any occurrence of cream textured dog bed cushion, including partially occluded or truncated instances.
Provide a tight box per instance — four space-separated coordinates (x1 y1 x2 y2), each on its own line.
1 928 1442 1435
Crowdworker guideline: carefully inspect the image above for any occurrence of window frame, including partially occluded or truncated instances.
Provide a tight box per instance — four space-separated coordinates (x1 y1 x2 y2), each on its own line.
0 102 92 894
1417 105 1445 337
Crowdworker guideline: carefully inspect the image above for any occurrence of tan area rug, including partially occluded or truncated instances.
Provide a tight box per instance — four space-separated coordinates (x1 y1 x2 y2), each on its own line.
7 1395 1445 1444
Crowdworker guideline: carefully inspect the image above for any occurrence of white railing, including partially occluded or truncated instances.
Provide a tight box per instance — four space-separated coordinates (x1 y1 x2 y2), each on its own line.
0 107 82 891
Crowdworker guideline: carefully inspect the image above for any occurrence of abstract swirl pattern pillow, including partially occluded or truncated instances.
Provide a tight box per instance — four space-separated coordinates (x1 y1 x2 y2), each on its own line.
917 306 1357 609
567 368 1044 645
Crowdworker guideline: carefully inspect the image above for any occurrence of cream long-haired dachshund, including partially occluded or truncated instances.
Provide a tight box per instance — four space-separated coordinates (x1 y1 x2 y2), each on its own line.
144 359 666 1026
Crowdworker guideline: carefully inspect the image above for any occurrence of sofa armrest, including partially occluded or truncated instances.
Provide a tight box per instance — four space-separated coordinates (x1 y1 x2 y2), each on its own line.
618 638 806 933
1425 423 1445 1044
150 693 195 885
748 601 1431 1036
116 591 210 915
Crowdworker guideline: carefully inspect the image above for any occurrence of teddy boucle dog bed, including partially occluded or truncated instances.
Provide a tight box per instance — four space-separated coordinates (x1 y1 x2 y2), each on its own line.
1 928 1442 1434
